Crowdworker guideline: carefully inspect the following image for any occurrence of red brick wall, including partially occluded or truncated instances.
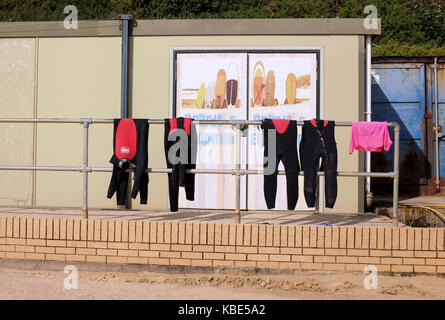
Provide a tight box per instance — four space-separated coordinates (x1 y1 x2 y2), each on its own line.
0 217 444 274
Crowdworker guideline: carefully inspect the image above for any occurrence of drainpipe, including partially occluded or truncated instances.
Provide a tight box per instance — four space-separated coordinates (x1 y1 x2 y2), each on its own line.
434 57 441 192
365 35 373 209
118 14 133 118
118 14 133 209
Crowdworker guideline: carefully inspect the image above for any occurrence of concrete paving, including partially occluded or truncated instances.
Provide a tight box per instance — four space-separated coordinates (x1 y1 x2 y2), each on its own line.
399 194 445 207
1 193 442 227
375 192 445 207
0 206 394 227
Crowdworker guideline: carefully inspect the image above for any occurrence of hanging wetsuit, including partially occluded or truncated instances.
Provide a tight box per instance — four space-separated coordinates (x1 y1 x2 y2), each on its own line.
261 118 300 210
164 117 197 212
107 118 149 206
299 119 337 208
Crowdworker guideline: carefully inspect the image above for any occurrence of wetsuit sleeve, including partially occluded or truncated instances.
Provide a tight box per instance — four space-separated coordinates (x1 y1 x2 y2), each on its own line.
299 123 305 171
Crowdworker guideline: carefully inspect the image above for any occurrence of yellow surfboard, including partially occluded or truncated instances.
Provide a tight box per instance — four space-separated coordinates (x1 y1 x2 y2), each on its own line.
264 70 276 107
285 73 297 105
196 82 206 108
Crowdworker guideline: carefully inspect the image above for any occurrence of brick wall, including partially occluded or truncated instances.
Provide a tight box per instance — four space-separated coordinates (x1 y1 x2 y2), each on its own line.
0 217 444 274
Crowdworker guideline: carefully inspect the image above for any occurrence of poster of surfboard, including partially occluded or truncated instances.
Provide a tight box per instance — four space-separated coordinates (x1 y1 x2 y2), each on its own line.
247 53 318 211
175 52 247 209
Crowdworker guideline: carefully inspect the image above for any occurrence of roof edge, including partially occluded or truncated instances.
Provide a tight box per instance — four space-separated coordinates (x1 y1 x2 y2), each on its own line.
0 18 381 38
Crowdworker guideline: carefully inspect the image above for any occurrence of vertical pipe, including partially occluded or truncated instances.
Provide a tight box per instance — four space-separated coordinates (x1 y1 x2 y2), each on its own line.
120 16 130 118
234 122 242 224
393 124 400 227
434 57 440 191
365 35 373 209
82 120 90 219
32 38 39 207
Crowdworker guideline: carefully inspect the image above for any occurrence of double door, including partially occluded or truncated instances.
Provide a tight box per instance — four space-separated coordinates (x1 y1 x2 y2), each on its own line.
371 60 445 193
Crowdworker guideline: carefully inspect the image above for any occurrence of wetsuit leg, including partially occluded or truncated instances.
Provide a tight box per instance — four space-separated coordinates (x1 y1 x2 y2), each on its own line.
263 153 280 209
262 119 279 209
184 162 196 201
184 121 197 202
300 121 313 208
279 120 299 210
164 119 179 212
131 119 149 204
281 139 299 210
107 119 130 206
322 123 338 208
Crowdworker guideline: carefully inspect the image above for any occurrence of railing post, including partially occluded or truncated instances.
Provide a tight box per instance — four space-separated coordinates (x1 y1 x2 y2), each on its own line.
233 121 243 224
393 123 400 227
81 119 91 219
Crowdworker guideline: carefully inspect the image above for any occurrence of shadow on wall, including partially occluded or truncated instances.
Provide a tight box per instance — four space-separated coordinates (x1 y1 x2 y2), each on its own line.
371 63 431 198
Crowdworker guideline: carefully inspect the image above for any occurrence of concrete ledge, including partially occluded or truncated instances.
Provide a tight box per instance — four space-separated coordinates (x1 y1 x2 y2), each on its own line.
0 20 120 38
133 19 381 36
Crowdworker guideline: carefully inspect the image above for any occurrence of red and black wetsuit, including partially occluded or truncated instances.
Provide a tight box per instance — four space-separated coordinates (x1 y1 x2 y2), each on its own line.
261 118 300 210
164 117 197 212
107 118 149 205
299 119 338 208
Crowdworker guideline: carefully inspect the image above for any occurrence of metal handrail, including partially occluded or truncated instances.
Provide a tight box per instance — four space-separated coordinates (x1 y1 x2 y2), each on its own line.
0 118 400 226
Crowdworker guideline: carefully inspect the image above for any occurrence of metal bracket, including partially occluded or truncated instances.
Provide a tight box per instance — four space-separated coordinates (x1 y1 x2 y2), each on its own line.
117 14 133 20
231 120 244 130
80 118 92 127
433 124 443 133
117 14 133 31
424 112 433 119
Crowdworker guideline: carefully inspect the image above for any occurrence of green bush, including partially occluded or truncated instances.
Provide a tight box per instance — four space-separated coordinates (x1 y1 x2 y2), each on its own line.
1 0 444 56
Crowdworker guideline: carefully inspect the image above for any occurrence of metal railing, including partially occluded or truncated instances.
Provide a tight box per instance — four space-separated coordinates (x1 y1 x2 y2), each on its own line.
0 118 400 227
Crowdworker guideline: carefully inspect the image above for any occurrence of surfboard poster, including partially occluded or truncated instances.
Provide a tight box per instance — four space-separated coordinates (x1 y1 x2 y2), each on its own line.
247 53 318 211
175 53 247 209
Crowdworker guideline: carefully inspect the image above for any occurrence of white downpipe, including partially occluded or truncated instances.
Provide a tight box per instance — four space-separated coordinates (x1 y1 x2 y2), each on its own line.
365 35 373 209
434 57 440 191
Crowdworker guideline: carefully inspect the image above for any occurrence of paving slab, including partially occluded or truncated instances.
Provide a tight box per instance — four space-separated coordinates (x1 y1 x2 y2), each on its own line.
375 192 445 207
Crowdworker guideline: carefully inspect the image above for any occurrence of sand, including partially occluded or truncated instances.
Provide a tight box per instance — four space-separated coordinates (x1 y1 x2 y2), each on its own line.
0 266 444 300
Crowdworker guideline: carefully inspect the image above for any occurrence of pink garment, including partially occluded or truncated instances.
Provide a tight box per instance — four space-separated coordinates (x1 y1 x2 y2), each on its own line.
349 121 392 154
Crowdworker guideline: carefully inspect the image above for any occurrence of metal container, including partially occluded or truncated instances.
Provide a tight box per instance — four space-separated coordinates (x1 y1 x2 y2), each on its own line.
371 56 445 195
